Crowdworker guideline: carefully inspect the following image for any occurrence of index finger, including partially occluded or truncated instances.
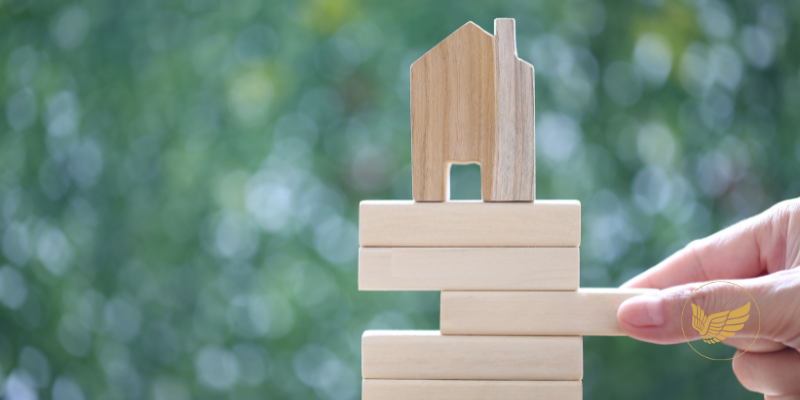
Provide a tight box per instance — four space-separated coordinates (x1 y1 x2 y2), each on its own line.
622 202 790 289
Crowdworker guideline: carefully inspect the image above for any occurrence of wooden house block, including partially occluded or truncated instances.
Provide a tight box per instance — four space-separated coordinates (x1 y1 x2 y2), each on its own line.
440 288 658 336
494 19 536 202
359 200 580 247
362 330 582 381
359 247 579 291
362 380 582 400
411 19 535 202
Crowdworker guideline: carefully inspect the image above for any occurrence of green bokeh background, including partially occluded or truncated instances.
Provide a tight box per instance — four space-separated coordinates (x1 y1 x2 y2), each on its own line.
1 0 797 398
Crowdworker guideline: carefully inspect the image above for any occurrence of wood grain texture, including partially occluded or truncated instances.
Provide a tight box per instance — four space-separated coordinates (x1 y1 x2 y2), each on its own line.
362 330 582 380
358 247 579 291
440 288 658 336
359 200 581 247
410 19 535 202
513 58 535 198
410 22 497 202
362 380 582 400
493 18 535 201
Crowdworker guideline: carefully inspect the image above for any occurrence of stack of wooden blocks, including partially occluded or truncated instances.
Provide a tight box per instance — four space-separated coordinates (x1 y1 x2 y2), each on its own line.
358 19 651 399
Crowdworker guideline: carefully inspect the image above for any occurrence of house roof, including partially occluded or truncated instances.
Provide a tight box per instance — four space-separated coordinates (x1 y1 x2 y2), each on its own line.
410 21 492 69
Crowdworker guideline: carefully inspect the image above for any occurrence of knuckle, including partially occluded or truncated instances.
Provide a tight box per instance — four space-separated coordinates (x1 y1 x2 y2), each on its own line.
758 273 800 345
766 199 800 225
684 238 709 257
679 282 742 314
770 198 800 215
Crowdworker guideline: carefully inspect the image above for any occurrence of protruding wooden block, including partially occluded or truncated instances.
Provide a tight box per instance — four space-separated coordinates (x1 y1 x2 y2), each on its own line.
440 288 658 336
359 247 579 291
362 330 582 381
362 380 582 400
359 200 580 247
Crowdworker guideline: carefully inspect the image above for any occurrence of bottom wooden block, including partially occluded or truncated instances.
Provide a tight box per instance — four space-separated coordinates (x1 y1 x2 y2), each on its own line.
362 380 582 400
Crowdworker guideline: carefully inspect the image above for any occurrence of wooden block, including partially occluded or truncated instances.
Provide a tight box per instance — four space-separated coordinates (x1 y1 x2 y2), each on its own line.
440 288 658 336
362 330 582 380
362 380 582 400
359 200 580 247
410 19 535 202
359 247 579 291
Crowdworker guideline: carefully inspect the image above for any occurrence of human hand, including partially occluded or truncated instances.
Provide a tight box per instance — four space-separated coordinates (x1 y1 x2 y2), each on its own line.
617 199 800 399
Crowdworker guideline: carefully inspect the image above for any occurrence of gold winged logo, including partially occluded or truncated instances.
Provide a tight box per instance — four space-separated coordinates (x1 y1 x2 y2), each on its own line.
691 302 751 344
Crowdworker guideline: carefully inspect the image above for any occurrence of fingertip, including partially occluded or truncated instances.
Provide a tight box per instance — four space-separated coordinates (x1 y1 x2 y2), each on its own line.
619 276 641 289
617 294 688 345
619 280 637 289
619 273 657 289
620 281 646 289
617 294 665 328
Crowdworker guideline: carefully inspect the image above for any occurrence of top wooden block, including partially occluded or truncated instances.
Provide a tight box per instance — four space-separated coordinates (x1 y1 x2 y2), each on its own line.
359 200 580 247
411 19 535 201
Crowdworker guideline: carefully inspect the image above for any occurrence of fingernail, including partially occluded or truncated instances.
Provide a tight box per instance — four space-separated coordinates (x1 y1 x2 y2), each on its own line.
620 294 665 327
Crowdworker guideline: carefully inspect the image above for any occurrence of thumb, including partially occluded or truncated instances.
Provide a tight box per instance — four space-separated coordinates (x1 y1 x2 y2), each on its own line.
617 270 800 346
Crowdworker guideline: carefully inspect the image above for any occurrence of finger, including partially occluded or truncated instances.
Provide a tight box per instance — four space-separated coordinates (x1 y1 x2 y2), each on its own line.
618 272 800 345
622 201 798 289
766 396 800 400
733 348 800 396
723 337 786 353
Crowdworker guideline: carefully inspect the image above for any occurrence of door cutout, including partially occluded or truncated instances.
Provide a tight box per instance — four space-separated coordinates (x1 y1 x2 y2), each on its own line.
448 163 482 200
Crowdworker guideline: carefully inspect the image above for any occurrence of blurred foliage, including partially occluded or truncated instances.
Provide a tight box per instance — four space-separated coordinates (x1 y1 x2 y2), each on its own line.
1 0 798 398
